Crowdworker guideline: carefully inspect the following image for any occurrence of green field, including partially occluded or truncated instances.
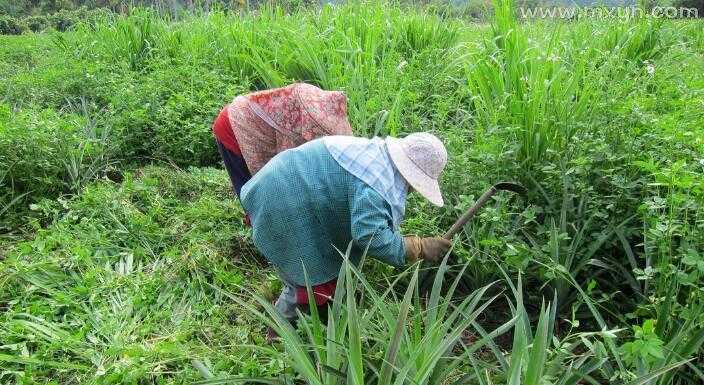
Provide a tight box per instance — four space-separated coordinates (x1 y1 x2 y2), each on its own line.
1 1 703 384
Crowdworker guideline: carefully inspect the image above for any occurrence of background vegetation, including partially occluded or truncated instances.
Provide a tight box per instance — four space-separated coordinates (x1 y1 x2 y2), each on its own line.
1 0 701 35
1 0 703 383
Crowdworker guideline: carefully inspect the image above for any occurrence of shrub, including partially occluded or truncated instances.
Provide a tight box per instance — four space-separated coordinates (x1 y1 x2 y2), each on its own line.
48 8 80 31
0 103 114 230
43 6 110 32
104 62 246 168
24 15 49 32
0 14 26 35
1 38 118 111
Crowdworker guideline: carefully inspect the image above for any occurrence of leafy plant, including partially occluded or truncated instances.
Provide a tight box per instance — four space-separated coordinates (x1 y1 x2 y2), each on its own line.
203 251 515 385
621 320 665 366
465 0 596 166
24 15 49 32
0 14 26 35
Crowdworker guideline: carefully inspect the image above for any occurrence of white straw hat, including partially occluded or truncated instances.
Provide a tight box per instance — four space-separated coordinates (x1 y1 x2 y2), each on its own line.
385 132 448 207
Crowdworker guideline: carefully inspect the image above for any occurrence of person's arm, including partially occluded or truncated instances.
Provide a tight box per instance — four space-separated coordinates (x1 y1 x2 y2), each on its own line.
348 182 406 267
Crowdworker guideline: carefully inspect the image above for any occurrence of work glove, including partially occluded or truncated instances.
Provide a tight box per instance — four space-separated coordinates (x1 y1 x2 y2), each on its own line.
404 236 452 264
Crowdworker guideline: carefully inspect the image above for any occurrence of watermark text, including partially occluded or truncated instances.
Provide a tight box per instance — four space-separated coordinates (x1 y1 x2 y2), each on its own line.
519 6 699 20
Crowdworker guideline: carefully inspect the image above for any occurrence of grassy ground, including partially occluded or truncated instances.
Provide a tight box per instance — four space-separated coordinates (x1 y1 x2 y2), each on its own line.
1 167 281 382
1 1 704 384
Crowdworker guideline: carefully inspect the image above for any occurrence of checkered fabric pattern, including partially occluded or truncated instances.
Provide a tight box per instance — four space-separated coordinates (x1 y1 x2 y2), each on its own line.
323 136 408 229
240 139 406 286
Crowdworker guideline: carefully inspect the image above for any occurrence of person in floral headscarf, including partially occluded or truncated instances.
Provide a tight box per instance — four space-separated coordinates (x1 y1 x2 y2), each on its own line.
212 83 354 220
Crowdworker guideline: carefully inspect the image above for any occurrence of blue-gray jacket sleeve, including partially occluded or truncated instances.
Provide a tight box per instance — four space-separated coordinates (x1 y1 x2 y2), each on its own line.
349 181 406 267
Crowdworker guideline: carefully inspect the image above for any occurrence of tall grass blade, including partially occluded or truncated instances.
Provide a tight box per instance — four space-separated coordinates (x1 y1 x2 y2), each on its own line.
378 264 419 385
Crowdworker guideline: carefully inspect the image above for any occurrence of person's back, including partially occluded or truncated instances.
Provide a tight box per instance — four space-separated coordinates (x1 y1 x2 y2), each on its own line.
241 138 361 285
212 83 354 226
253 139 351 220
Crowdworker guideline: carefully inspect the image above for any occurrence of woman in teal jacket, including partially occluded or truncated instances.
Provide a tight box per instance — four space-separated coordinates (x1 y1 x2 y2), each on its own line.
240 132 451 337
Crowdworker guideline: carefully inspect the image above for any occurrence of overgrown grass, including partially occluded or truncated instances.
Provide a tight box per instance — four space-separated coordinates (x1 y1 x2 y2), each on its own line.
1 0 703 384
0 167 275 382
201 249 687 385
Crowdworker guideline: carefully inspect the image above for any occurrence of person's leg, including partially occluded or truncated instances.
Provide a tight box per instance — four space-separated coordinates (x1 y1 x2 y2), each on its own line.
217 140 253 225
295 284 334 325
267 280 299 343
216 140 251 199
273 281 300 322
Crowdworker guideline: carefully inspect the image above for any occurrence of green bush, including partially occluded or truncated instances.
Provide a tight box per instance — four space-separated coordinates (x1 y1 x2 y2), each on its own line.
24 15 49 32
1 3 704 381
47 8 79 31
0 14 26 35
0 103 114 230
104 62 245 167
30 7 113 33
1 36 118 110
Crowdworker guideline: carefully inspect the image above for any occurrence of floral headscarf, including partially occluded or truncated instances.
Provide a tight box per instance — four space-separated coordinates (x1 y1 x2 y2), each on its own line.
227 83 353 174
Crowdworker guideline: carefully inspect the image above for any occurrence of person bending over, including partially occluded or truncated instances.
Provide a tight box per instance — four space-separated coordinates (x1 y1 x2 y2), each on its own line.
239 132 452 340
212 83 354 225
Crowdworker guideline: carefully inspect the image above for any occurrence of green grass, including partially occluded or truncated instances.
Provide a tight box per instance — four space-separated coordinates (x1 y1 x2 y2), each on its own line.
1 0 704 384
1 167 279 382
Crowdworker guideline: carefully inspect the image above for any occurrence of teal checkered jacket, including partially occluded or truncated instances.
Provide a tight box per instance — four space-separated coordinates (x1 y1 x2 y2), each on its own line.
240 138 406 286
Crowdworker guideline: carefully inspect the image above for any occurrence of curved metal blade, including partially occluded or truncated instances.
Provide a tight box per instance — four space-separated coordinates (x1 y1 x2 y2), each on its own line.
493 181 527 196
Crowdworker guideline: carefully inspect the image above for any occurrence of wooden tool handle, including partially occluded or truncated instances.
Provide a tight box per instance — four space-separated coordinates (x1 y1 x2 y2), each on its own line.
442 186 499 240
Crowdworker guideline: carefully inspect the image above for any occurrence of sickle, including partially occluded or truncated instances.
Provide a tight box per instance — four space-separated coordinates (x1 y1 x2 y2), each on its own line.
418 182 527 296
443 182 527 240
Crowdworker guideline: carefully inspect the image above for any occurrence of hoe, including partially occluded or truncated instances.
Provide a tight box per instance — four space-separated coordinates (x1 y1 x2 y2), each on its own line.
419 181 527 294
442 182 527 240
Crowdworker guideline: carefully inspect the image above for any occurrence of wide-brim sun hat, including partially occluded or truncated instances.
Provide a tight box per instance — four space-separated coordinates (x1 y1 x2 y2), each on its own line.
385 132 448 207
